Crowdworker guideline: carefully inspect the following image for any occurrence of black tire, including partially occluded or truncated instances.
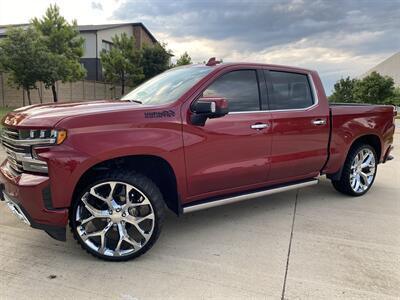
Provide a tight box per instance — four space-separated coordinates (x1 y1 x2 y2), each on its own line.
331 143 377 196
69 169 165 261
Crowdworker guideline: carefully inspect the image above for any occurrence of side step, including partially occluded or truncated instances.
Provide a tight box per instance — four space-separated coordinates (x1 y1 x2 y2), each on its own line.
183 179 318 214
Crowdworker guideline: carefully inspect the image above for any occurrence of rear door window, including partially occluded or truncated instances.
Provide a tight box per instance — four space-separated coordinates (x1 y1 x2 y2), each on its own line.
265 71 314 110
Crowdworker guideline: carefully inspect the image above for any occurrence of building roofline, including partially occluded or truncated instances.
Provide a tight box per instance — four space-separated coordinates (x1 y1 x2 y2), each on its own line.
364 52 400 73
0 23 29 29
0 22 158 43
133 22 158 44
77 22 158 43
361 51 400 78
0 23 29 36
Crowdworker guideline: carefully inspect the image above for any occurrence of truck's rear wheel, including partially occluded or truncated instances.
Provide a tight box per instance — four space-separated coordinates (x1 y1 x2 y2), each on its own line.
331 144 377 196
70 170 165 261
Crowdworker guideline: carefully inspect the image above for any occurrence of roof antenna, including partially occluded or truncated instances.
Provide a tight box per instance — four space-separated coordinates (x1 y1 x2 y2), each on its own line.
206 57 221 66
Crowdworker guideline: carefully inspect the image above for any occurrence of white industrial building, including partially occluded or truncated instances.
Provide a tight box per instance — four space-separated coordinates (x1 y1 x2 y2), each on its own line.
362 52 400 87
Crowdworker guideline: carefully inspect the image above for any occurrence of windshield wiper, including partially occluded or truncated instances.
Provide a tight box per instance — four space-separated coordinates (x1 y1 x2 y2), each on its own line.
127 99 143 104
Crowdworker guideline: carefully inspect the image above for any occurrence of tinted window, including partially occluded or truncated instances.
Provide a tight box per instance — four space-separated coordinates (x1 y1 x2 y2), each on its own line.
203 70 260 112
267 71 313 110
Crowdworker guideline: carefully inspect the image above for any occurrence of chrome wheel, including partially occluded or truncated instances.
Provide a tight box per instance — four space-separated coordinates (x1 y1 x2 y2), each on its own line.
75 181 155 257
350 148 376 193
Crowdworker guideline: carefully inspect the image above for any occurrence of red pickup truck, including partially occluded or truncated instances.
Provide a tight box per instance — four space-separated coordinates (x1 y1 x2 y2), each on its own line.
0 60 396 261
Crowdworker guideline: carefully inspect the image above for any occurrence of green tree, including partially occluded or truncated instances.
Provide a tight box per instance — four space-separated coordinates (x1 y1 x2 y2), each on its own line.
353 71 395 104
176 52 192 66
100 33 143 94
384 87 400 106
141 43 172 79
0 27 46 105
329 77 357 103
32 4 86 102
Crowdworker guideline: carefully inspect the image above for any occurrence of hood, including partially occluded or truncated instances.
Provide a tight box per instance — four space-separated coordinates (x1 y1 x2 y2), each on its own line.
2 100 144 128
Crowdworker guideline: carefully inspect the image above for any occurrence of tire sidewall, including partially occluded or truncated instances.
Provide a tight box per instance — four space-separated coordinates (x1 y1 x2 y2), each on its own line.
70 172 164 261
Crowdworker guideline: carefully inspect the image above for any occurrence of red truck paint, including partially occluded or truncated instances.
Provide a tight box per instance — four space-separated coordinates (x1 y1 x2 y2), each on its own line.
0 63 396 241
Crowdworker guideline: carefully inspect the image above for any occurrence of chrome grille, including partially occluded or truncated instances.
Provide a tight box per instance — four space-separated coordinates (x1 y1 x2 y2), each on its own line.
0 127 49 174
2 128 19 139
2 140 28 153
1 127 27 173
6 156 24 173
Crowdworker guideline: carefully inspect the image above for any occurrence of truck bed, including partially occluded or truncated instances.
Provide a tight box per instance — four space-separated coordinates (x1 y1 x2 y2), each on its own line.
323 103 395 176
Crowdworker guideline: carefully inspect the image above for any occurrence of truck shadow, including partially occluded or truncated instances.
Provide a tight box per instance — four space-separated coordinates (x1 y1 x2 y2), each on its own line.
161 178 342 237
60 178 373 261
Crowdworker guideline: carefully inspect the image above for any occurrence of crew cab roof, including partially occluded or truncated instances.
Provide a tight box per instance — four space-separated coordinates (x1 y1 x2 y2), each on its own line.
199 62 315 74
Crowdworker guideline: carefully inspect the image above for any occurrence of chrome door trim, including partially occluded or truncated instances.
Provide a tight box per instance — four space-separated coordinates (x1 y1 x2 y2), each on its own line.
229 110 270 114
183 179 318 213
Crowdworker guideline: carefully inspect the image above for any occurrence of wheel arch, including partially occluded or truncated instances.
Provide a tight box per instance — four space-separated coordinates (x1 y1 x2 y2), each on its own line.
71 155 181 216
327 133 381 181
350 134 382 160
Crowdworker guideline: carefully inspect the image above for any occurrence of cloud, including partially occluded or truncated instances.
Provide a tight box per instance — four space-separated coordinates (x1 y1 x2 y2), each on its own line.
114 0 399 51
2 0 397 93
112 0 399 93
91 1 103 10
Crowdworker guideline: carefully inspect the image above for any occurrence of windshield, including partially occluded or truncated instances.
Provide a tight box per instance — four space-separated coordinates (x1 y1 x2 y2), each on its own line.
121 66 213 105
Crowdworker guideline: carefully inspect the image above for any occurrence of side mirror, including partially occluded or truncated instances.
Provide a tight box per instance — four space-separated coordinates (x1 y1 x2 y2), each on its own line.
191 97 229 126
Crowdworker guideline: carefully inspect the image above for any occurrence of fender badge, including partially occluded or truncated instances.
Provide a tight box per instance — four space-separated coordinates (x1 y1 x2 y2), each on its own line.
144 110 175 118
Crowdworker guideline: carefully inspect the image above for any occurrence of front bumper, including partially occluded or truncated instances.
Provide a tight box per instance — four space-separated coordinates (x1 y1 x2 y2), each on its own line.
0 160 68 241
3 191 31 225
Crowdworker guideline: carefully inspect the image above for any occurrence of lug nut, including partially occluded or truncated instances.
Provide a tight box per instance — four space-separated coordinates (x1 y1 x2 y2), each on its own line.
116 208 121 212
107 218 111 222
109 210 113 215
122 213 126 217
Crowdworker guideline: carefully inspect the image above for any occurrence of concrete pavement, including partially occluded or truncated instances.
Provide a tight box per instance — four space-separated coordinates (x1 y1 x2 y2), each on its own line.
0 130 399 299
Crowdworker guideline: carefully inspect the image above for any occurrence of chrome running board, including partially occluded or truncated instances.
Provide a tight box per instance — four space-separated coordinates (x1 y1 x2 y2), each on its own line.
183 179 318 214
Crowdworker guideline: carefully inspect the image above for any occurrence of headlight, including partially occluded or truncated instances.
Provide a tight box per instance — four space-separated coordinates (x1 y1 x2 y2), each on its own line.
18 129 67 145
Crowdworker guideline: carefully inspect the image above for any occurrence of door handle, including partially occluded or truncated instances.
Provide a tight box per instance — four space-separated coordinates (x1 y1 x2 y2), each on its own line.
251 123 269 130
312 119 326 126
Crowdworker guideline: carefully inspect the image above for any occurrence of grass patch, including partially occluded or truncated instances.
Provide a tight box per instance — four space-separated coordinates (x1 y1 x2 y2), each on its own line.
0 107 14 117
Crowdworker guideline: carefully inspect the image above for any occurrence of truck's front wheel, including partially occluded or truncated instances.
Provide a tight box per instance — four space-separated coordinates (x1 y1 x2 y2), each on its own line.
70 170 165 261
331 143 377 196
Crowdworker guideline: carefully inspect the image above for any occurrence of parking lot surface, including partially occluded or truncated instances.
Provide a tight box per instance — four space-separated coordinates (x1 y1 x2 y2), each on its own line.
0 126 399 299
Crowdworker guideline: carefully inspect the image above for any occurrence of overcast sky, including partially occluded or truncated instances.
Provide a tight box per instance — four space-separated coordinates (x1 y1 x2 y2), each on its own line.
0 0 399 94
